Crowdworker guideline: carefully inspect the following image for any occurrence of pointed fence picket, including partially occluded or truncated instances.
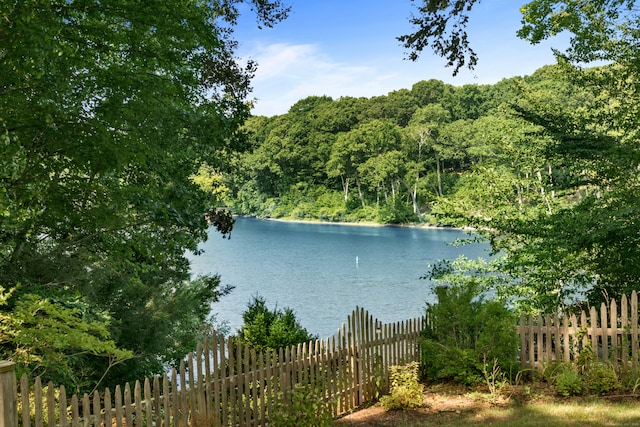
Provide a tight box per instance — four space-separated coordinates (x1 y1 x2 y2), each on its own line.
11 307 424 427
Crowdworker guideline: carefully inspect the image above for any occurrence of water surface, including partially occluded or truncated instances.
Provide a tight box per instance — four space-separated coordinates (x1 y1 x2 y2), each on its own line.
189 217 489 338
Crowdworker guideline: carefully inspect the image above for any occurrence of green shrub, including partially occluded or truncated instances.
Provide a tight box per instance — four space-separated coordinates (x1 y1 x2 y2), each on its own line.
380 362 424 410
582 362 619 395
420 282 519 385
550 360 619 397
555 367 583 397
540 360 565 384
618 364 640 393
420 341 482 385
237 295 317 352
267 383 334 427
377 198 418 224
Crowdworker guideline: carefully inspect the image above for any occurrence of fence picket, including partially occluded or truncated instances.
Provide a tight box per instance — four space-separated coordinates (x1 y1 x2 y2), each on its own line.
202 338 212 424
187 351 196 427
181 360 190 427
81 393 90 427
528 315 535 366
59 385 68 427
123 384 133 427
170 369 178 427
162 374 170 427
518 316 525 366
20 374 29 427
143 379 152 427
632 292 639 366
611 299 618 362
113 385 122 427
601 303 609 361
242 343 250 427
589 306 597 357
621 295 629 365
226 340 234 427
103 388 111 427
93 390 102 427
133 381 142 427
70 394 79 427
151 378 160 427
580 311 588 356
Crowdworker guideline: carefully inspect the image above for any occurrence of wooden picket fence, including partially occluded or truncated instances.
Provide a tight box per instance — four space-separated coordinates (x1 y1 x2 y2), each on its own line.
6 293 640 427
517 291 640 369
7 307 424 427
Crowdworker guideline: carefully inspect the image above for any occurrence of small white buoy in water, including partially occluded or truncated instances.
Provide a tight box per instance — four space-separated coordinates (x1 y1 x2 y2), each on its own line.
356 256 359 264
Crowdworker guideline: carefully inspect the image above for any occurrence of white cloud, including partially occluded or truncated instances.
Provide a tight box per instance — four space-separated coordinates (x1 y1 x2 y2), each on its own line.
241 38 566 117
242 42 416 116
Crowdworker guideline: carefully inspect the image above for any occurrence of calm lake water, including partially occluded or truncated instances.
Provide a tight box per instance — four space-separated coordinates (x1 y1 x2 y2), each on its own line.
188 217 490 338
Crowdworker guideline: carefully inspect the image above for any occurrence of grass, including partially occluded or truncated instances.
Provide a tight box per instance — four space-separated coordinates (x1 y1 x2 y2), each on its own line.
334 383 640 426
439 400 640 426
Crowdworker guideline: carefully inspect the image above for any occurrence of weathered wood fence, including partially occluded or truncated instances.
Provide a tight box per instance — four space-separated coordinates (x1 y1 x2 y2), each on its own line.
5 307 423 427
518 291 640 369
6 293 640 427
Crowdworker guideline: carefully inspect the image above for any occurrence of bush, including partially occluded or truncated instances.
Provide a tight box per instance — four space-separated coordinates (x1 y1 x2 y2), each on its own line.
267 382 334 427
420 282 519 385
420 341 482 385
582 363 619 395
555 367 583 397
549 359 619 397
237 295 317 352
380 362 424 410
377 198 418 224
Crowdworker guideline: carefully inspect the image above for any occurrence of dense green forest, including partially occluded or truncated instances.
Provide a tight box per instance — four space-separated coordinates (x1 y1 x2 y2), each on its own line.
1 0 639 395
219 66 584 226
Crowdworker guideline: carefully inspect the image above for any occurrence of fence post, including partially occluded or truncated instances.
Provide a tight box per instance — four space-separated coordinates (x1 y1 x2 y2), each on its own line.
0 361 17 427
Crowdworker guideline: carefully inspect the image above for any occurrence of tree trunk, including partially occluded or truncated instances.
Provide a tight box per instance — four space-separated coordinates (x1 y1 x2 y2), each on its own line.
436 153 443 197
401 179 421 220
537 169 552 214
355 174 366 207
341 175 350 202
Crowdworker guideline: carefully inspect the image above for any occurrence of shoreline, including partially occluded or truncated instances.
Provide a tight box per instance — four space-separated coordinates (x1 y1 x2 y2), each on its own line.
237 215 474 232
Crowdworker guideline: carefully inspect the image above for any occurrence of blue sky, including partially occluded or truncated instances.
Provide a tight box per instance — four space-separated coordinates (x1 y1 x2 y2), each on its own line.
234 1 569 117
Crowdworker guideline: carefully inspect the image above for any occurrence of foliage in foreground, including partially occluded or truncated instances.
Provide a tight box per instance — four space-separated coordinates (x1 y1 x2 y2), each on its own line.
544 342 623 397
267 382 334 427
380 362 424 410
420 282 519 385
236 295 317 352
0 0 289 391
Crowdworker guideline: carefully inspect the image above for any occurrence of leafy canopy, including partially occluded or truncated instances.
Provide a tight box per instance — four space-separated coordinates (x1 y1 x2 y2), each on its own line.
0 0 288 390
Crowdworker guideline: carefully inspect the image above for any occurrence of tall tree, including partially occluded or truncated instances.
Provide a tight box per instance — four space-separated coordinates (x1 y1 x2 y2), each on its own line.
405 0 640 309
0 0 288 389
411 79 451 107
327 120 401 207
406 104 451 200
